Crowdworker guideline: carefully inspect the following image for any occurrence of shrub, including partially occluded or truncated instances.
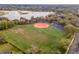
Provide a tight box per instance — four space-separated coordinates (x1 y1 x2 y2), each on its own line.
57 38 70 53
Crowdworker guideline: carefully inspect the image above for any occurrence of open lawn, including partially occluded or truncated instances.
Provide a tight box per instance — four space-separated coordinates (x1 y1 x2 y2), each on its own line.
0 24 70 53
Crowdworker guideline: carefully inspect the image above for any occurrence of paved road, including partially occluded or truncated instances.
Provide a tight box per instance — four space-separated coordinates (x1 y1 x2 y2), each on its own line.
68 33 79 54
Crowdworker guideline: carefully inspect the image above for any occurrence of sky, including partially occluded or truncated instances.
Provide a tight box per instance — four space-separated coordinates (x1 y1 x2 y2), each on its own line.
0 0 79 4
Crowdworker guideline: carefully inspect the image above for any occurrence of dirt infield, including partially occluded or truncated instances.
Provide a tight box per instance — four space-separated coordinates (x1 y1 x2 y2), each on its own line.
33 23 49 28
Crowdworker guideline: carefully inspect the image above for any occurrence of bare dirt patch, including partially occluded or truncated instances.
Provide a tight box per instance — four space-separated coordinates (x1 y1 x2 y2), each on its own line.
33 23 49 28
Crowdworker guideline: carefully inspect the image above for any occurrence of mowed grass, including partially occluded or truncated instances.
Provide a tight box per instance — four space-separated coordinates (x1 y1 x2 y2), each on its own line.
0 24 65 53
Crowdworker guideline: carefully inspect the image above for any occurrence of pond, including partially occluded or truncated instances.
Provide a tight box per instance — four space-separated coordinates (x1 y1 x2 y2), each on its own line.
51 22 64 31
0 11 55 20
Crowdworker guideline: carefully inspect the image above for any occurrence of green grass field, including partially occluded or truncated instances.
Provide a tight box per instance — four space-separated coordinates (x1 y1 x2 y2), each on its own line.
0 24 70 53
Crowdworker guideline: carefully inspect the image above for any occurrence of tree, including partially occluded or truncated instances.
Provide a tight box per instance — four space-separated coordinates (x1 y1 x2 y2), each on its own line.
64 24 79 38
0 20 15 30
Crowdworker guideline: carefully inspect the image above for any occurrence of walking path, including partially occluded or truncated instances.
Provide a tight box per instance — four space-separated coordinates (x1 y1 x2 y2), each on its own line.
68 33 79 54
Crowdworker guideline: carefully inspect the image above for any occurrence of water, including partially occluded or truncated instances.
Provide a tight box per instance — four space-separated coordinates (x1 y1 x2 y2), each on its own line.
0 11 55 20
51 23 64 31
